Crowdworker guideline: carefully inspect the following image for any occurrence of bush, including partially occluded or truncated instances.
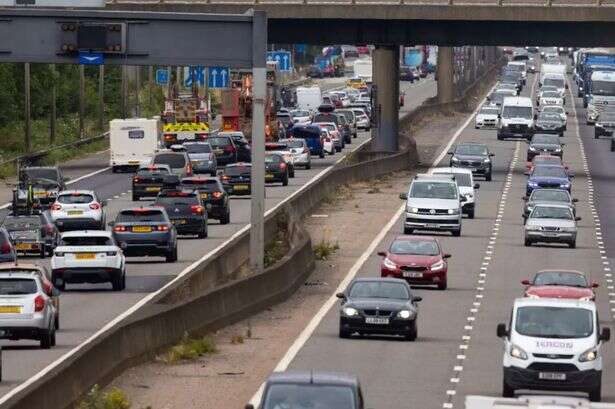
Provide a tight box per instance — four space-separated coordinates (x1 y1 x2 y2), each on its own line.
159 332 217 364
313 239 340 261
77 385 131 409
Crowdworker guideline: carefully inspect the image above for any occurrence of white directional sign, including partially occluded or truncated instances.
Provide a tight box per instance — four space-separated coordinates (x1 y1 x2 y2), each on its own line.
208 66 230 88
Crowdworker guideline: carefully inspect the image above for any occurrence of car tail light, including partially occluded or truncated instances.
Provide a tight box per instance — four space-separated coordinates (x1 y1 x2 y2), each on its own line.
51 203 62 211
0 242 11 254
222 175 230 181
89 203 101 210
133 176 142 183
106 251 117 256
113 225 127 232
34 295 45 312
190 205 204 215
212 191 223 199
186 163 193 176
156 224 170 232
279 162 287 170
42 282 53 296
196 133 208 140
164 133 176 141
224 145 236 153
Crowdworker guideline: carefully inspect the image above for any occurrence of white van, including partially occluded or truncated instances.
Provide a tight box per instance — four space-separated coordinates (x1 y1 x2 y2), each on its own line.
540 63 566 86
497 96 535 140
431 167 479 219
507 61 527 82
498 298 610 401
296 86 322 113
109 118 160 172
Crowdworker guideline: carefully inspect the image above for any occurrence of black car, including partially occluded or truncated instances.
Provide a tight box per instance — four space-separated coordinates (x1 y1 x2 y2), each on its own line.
0 228 16 263
400 65 419 82
109 207 178 262
132 164 180 201
306 64 324 78
219 131 251 162
265 154 290 186
337 277 422 341
535 112 566 137
527 133 564 162
153 189 208 238
40 211 61 256
180 177 230 225
2 215 46 258
221 163 252 196
448 142 495 181
336 113 352 144
183 142 217 176
247 371 365 409
207 135 238 166
594 110 615 140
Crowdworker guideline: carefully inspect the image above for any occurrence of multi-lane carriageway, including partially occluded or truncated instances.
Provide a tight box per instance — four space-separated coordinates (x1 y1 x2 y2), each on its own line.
0 78 435 398
246 66 615 408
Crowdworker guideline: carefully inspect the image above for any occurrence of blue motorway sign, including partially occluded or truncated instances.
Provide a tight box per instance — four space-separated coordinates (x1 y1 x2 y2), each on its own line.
155 69 169 85
208 66 230 88
185 66 205 87
78 52 104 65
267 51 292 72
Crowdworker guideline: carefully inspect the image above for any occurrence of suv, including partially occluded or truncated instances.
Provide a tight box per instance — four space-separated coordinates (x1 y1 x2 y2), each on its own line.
221 163 252 196
132 164 180 201
152 150 193 179
336 109 358 139
153 189 208 238
399 174 464 236
218 131 251 162
183 142 217 176
50 190 107 231
180 177 230 225
247 371 365 409
448 142 494 181
2 215 47 258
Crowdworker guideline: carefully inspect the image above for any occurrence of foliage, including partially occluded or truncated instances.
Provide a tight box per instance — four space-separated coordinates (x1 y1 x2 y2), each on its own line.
159 332 217 364
77 385 131 409
313 239 340 261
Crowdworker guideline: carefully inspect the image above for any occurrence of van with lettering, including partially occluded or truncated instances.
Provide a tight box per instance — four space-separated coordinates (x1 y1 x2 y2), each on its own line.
497 298 610 402
110 118 160 173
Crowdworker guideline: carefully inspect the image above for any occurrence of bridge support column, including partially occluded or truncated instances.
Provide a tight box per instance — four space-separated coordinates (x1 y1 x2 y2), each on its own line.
437 46 455 104
371 45 399 152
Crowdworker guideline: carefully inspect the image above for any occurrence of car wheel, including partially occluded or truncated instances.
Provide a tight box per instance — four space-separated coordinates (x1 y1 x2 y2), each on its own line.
166 246 178 263
524 239 532 247
55 314 60 331
468 209 475 219
50 324 56 347
111 274 123 291
39 247 46 259
569 240 576 249
112 166 119 173
486 172 492 182
40 326 53 349
452 229 461 237
319 152 325 159
339 328 351 339
132 193 139 202
211 171 217 177
405 321 418 341
52 277 65 292
611 140 615 152
306 162 311 170
197 225 208 239
282 174 289 186
502 379 515 398
403 227 413 235
589 385 602 402
329 149 334 156
335 146 342 153
497 133 503 141
220 211 231 225
437 281 448 291
595 130 600 139
290 169 295 178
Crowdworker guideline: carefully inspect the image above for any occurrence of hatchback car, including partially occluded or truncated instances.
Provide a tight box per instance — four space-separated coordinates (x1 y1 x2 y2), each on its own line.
218 131 251 163
524 203 580 248
316 122 343 152
522 270 598 300
265 142 295 178
0 228 16 263
0 273 57 348
183 142 217 176
180 177 230 224
132 164 180 201
151 150 193 179
51 230 126 291
221 163 252 196
522 188 577 221
527 134 564 162
265 154 290 186
378 235 451 290
350 108 370 130
337 278 422 340
50 190 106 231
278 138 311 170
153 189 208 238
448 142 494 181
526 165 572 196
206 135 238 166
110 207 178 262
2 215 46 258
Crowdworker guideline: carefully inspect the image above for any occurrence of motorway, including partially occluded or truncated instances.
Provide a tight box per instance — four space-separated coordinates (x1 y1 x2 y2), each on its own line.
0 78 436 396
261 68 615 407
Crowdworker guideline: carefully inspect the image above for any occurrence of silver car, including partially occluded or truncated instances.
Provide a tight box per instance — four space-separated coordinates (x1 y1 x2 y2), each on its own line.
278 138 311 169
524 203 580 248
0 272 57 348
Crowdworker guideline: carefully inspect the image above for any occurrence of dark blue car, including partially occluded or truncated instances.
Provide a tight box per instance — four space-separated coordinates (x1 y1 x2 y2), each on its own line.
526 165 573 196
288 124 325 159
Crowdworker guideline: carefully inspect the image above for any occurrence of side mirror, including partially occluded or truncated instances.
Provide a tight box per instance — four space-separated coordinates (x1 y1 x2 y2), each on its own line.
63 176 71 182
412 296 422 303
575 216 582 221
522 196 528 201
497 323 509 338
561 143 566 146
521 279 531 285
566 111 569 115
497 114 501 119
572 198 579 203
447 151 454 155
51 287 61 297
459 196 467 203
474 183 480 189
443 253 452 259
399 193 408 200
377 251 387 257
107 221 115 227
592 282 600 288
245 405 255 409
533 114 538 120
101 200 108 207
601 328 611 342
336 292 346 299
489 153 495 157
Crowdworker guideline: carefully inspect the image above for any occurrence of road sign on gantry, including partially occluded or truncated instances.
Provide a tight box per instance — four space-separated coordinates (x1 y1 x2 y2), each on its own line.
208 66 230 88
156 69 169 85
267 51 292 72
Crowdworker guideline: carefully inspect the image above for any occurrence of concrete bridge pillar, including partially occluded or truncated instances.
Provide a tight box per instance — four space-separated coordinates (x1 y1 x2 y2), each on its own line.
371 45 400 152
437 46 455 104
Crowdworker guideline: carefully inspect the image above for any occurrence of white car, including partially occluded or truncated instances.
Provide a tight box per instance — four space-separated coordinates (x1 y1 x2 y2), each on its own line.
540 105 567 126
51 230 126 291
539 91 564 107
278 138 311 169
319 129 335 155
50 190 107 231
351 108 370 130
431 167 479 219
290 109 311 125
475 105 500 129
330 91 351 107
316 122 343 152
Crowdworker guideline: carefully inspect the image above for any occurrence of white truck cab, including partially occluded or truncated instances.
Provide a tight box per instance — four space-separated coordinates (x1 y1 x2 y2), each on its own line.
497 298 610 401
586 71 615 123
497 97 535 140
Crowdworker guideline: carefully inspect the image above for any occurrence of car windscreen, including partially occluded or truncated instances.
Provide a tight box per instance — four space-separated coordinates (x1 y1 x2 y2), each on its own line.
206 137 232 148
455 144 488 156
0 278 37 295
532 135 560 144
592 80 615 96
542 106 563 114
263 384 355 409
390 239 439 256
502 105 532 119
116 210 166 223
532 166 568 178
349 281 409 299
2 217 41 230
57 193 94 204
60 236 114 246
542 92 560 98
530 206 573 220
534 272 588 287
480 107 499 115
410 181 457 200
291 110 310 117
137 168 170 176
538 113 562 122
182 179 220 191
22 168 58 182
224 166 251 176
541 86 559 93
153 153 186 169
184 144 212 154
515 306 593 339
543 77 565 88
534 156 561 165
265 155 282 164
155 196 199 207
313 114 338 124
280 139 305 148
531 190 569 202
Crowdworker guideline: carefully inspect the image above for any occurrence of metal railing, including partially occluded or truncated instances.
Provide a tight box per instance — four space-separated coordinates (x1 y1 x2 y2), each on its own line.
108 0 614 6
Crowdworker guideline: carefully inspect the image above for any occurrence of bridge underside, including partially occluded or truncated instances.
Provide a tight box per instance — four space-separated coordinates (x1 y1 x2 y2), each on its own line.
109 3 615 46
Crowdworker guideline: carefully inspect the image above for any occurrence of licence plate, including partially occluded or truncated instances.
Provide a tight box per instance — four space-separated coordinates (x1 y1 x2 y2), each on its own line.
425 223 439 229
200 193 208 199
173 219 187 225
403 272 423 278
34 191 47 197
15 243 33 250
0 306 21 314
234 185 249 191
146 187 161 192
365 317 389 325
214 149 224 155
76 253 96 260
67 210 83 216
128 160 140 165
539 372 566 381
132 226 152 233
543 232 558 237
265 173 274 180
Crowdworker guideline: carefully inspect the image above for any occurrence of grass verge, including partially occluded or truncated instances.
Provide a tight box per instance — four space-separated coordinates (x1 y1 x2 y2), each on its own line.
77 385 131 409
313 238 340 261
158 332 217 364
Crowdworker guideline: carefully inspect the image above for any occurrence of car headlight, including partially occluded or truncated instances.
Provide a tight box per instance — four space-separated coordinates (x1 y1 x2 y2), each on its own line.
451 157 460 163
448 208 459 215
397 310 415 319
510 344 528 360
526 224 541 231
431 260 445 271
554 148 562 152
483 158 490 163
579 347 598 362
409 207 419 214
528 181 538 187
383 257 398 270
560 182 570 188
342 307 358 317
465 193 474 199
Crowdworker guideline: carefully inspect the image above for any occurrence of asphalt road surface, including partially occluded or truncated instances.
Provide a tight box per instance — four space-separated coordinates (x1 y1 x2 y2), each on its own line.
279 69 615 408
0 77 436 397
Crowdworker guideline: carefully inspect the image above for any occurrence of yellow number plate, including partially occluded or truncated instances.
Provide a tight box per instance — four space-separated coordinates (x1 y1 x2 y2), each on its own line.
76 253 96 260
265 173 274 180
34 191 47 197
0 306 21 314
146 187 161 192
15 243 33 250
200 193 208 199
132 226 152 233
67 210 83 216
234 185 249 191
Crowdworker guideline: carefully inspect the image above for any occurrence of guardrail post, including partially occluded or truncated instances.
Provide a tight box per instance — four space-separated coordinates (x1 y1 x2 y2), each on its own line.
24 62 31 153
98 65 105 131
79 64 85 139
50 64 57 144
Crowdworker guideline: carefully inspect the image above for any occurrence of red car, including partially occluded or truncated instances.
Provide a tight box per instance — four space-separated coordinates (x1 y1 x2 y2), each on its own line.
525 154 567 175
378 235 451 290
522 270 598 301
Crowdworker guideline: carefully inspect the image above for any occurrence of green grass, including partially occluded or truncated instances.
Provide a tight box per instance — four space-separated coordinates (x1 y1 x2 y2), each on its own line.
159 333 217 364
313 239 340 261
77 385 131 409
264 229 291 268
